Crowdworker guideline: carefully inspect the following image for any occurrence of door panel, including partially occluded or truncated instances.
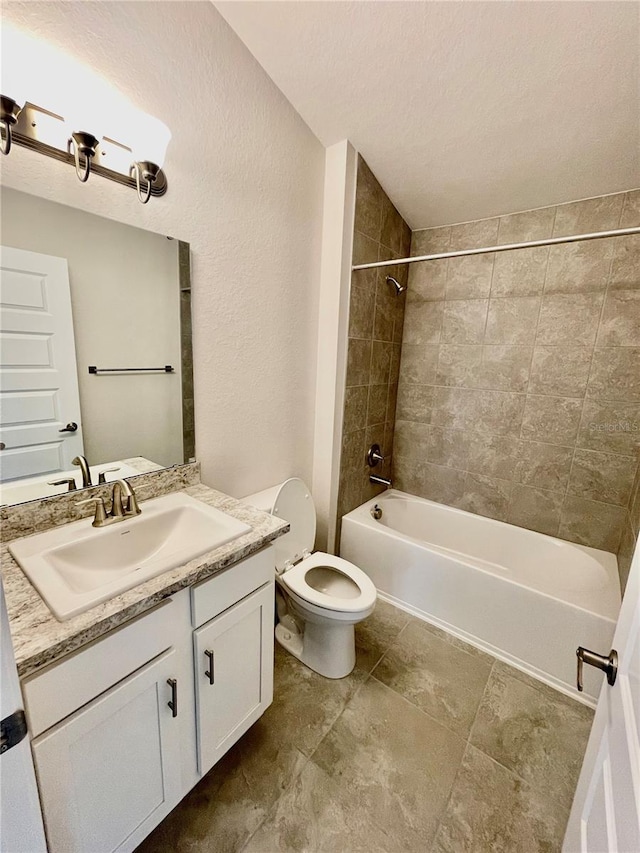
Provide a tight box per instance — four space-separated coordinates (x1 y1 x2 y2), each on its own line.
194 582 274 775
32 649 182 853
0 246 84 480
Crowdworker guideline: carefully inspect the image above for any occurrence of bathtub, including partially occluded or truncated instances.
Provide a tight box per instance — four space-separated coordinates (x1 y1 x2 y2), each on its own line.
340 490 621 704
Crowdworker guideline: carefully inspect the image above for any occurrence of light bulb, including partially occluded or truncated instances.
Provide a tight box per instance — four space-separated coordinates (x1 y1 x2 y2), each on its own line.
129 110 171 169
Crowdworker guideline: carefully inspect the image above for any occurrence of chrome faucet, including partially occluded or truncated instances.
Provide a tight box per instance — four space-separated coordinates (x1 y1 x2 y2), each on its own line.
369 474 392 487
76 480 141 527
72 455 92 488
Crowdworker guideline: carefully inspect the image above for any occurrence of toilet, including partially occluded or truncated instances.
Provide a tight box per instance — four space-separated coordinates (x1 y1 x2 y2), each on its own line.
245 478 377 679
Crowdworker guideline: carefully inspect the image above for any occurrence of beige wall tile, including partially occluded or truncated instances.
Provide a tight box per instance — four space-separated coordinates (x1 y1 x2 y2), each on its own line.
373 292 395 343
629 466 640 536
436 344 482 387
348 284 375 339
449 218 499 251
620 190 640 228
337 474 365 519
521 395 583 445
396 384 433 423
389 343 402 381
352 231 379 266
399 344 438 385
393 457 427 495
544 240 614 294
577 400 640 456
587 347 640 402
421 463 467 505
568 449 637 506
553 195 624 238
471 346 532 393
459 472 513 521
507 485 563 536
497 207 556 244
427 427 469 469
432 387 525 436
407 259 447 301
446 254 495 299
442 299 489 344
528 346 592 397
341 429 366 474
380 196 405 254
597 290 640 346
346 338 372 387
394 419 430 461
485 297 540 345
371 340 393 385
559 496 626 552
536 292 603 346
467 433 523 481
491 247 549 297
386 382 399 424
411 227 451 256
516 441 574 492
403 301 444 344
343 386 369 434
607 234 640 290
367 384 389 426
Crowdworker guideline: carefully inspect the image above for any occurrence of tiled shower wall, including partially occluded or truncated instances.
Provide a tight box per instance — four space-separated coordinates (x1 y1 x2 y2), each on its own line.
618 464 640 590
336 157 411 530
393 190 639 581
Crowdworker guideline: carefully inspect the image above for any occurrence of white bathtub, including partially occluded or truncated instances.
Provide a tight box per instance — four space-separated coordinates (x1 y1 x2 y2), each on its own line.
340 490 621 704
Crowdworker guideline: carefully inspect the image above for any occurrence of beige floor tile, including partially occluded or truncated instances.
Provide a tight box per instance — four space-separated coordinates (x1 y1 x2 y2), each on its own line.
469 666 594 811
372 620 493 737
432 744 570 853
311 677 466 849
355 597 412 672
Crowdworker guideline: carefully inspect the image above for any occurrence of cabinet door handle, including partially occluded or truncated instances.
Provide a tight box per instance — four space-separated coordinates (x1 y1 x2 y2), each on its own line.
167 678 178 717
204 649 215 685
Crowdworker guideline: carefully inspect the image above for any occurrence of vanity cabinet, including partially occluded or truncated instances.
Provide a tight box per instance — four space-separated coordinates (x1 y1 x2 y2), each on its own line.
21 546 275 853
31 649 182 853
194 582 274 774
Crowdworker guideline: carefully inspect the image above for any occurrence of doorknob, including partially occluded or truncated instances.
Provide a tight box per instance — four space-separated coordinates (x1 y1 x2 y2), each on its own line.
59 422 78 433
576 647 618 692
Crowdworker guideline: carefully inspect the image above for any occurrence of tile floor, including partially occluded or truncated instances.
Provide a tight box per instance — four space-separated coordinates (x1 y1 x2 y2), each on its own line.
137 600 594 853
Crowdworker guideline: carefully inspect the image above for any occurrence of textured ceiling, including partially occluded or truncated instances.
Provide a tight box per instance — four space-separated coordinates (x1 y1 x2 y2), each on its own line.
216 1 640 228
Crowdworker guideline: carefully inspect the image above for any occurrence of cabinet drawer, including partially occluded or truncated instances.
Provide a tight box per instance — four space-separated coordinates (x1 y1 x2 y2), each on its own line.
23 599 174 738
191 546 273 628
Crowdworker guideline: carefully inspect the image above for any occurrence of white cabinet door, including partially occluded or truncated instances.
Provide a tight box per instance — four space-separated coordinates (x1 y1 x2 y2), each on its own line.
32 649 183 853
194 582 274 775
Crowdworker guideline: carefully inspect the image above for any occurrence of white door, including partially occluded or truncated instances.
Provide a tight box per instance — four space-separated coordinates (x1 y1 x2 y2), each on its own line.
31 648 183 853
564 543 640 851
0 246 84 482
0 579 47 853
194 582 274 775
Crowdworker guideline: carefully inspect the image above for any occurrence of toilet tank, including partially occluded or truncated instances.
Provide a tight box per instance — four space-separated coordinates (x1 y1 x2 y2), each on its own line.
243 484 282 514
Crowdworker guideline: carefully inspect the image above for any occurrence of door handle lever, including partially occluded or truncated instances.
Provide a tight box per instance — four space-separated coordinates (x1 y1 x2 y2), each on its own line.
59 422 78 433
576 647 618 692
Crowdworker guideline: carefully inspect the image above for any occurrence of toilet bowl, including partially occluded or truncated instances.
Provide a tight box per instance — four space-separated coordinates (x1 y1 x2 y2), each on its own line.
245 478 376 678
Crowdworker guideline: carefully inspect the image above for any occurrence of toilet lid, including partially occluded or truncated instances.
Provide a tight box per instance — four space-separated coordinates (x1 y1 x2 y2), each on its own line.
271 478 316 572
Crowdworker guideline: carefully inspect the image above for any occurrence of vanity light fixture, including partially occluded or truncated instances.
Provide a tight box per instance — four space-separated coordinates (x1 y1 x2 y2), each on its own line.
1 23 171 202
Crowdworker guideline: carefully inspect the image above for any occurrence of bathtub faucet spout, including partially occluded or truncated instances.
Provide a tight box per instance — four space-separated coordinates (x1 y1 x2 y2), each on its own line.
369 474 392 487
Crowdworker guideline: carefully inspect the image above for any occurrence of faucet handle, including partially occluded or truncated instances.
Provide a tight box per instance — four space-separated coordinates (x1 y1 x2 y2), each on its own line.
98 467 120 485
47 477 77 492
76 497 109 527
126 488 141 516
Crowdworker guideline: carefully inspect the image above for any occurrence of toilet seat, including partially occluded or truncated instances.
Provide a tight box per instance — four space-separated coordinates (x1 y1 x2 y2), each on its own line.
282 552 377 614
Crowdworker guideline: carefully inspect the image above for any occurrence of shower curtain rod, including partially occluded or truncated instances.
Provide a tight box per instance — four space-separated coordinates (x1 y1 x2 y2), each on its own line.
351 225 640 271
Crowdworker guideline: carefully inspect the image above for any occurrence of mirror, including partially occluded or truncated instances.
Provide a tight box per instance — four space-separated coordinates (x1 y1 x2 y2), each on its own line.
0 187 194 506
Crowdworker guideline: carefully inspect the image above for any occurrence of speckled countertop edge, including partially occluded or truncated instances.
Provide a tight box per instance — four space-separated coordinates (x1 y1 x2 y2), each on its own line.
2 483 288 678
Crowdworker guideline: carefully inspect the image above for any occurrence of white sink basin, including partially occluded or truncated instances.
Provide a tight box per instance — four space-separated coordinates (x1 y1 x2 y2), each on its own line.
9 492 252 621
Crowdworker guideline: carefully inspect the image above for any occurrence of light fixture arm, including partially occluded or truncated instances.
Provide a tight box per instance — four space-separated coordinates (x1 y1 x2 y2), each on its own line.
130 160 161 205
0 96 23 155
67 131 100 182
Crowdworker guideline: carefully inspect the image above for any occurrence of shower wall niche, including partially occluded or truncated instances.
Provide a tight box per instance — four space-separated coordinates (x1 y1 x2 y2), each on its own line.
393 190 639 590
336 156 411 530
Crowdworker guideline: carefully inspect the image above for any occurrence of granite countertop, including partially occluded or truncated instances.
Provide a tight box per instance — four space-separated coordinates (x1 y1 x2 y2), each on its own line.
2 483 288 679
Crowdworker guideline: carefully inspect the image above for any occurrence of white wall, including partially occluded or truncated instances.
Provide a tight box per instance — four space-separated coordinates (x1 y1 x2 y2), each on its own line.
0 1 325 498
2 187 182 468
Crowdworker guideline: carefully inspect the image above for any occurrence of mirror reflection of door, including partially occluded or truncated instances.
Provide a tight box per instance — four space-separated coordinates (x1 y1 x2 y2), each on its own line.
0 246 84 482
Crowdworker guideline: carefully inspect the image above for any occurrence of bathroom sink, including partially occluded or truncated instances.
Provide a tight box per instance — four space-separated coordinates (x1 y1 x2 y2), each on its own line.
9 492 251 621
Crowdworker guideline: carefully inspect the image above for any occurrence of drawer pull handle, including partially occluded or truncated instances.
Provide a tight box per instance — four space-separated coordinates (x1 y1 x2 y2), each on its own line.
204 649 215 685
167 678 178 717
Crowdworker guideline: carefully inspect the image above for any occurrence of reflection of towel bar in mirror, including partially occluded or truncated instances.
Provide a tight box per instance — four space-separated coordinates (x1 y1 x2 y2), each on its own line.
88 366 174 375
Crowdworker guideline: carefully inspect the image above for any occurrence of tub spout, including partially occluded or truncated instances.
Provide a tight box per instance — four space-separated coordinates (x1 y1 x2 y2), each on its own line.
369 474 392 487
